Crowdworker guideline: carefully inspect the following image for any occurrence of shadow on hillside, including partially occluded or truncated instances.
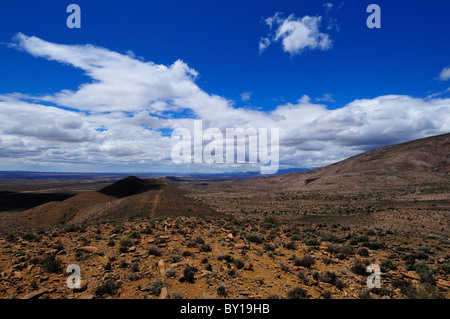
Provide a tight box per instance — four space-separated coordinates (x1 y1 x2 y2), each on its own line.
0 191 75 212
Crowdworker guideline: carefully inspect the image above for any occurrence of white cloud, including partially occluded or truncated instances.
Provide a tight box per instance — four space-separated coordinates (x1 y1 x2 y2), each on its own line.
315 93 335 102
260 13 333 56
321 3 340 32
439 66 450 81
259 37 271 54
12 33 201 113
1 34 449 172
240 92 252 102
426 87 450 99
326 17 340 32
322 3 334 14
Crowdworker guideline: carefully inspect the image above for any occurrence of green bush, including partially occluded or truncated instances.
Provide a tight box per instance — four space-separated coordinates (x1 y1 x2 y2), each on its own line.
321 233 343 243
356 247 369 257
327 244 353 260
39 254 62 273
293 255 315 268
284 241 297 250
95 279 119 297
320 291 332 299
303 237 320 246
183 266 198 283
358 289 373 299
320 271 345 290
413 260 428 274
420 269 435 285
217 253 232 262
217 283 228 297
146 280 164 295
287 287 308 299
351 260 367 276
21 232 41 242
262 215 278 227
392 278 411 291
381 259 397 270
199 244 212 252
127 231 141 239
414 246 430 260
348 235 369 245
111 226 122 234
119 237 133 253
12 250 26 257
440 262 450 274
246 233 264 244
204 263 212 271
170 255 182 263
148 245 161 256
232 258 245 269
361 241 384 250
417 283 445 299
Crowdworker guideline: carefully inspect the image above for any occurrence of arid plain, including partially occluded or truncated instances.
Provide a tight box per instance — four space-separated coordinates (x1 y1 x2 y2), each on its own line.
0 133 448 299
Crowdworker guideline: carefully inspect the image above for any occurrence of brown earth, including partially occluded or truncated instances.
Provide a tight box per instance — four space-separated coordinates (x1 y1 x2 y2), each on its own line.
0 133 448 299
178 133 450 236
0 177 218 227
0 217 448 300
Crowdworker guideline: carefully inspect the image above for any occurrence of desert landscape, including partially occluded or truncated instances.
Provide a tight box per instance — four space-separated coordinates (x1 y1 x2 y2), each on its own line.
0 133 448 300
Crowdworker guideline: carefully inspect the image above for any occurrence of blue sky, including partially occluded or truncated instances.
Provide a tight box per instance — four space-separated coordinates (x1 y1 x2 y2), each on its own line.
0 0 449 173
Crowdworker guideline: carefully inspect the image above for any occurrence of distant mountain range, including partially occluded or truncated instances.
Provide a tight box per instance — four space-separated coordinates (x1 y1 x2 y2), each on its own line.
0 167 313 180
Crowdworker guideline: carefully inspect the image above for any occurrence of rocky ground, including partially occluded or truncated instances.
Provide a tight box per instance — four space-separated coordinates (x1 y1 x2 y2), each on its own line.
0 215 449 299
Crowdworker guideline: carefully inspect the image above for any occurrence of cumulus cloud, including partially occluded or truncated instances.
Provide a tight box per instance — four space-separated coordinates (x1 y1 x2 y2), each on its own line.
1 34 449 172
259 13 332 55
12 33 201 113
440 66 450 81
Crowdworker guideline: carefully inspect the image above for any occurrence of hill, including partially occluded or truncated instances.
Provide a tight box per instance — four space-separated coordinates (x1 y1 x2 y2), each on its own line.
0 177 218 227
98 176 164 198
246 132 450 192
180 133 449 235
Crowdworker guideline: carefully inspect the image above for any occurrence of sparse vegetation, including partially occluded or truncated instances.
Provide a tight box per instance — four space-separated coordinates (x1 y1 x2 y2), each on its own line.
351 260 368 276
145 280 165 295
183 266 198 283
287 287 308 299
95 279 119 297
246 233 264 244
319 271 345 290
33 254 62 273
148 245 161 256
119 237 133 253
0 159 449 301
217 283 228 297
293 255 315 268
0 216 447 300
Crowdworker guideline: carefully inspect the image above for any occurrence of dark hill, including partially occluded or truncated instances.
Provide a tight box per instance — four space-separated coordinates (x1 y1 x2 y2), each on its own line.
99 176 163 198
0 177 219 227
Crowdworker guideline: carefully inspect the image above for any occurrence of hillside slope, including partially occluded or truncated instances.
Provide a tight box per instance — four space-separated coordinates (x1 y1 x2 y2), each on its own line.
0 177 218 227
256 133 450 192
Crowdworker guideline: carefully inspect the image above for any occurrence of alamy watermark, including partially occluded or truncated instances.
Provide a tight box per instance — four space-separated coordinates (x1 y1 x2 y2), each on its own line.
170 120 279 174
366 4 381 29
366 264 381 288
66 264 81 289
